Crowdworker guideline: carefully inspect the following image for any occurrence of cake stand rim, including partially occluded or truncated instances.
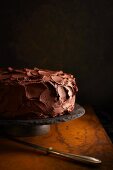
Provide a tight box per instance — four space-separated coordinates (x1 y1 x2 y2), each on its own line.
0 103 85 126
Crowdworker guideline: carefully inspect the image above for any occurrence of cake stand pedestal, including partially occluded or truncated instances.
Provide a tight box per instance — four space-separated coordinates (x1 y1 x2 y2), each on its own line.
0 104 85 136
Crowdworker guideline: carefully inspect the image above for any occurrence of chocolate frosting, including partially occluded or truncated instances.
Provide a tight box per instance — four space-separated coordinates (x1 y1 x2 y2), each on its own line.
0 67 78 119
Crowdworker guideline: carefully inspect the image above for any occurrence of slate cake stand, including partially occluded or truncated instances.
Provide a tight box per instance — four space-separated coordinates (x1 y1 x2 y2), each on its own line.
0 104 85 136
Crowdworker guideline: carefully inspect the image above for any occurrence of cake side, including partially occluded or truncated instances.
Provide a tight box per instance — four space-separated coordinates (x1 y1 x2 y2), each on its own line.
0 67 78 119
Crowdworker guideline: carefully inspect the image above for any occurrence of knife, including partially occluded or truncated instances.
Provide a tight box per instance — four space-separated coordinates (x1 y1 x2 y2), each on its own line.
3 135 102 165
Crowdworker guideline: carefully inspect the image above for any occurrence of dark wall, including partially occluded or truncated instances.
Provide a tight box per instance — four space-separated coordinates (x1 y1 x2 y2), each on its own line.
1 0 113 107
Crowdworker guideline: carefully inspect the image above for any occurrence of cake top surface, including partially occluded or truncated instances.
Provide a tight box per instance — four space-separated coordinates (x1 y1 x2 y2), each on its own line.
0 67 78 92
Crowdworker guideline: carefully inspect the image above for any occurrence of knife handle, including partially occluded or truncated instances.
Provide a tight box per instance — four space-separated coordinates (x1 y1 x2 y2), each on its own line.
48 147 102 165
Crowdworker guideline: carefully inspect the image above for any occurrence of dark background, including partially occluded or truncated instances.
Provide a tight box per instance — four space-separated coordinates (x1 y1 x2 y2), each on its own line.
1 0 113 109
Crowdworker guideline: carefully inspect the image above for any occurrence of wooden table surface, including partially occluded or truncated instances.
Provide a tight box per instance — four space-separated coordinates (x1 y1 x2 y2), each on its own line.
0 106 113 170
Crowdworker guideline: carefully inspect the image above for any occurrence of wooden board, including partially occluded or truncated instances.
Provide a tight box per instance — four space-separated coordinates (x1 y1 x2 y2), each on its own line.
0 106 113 170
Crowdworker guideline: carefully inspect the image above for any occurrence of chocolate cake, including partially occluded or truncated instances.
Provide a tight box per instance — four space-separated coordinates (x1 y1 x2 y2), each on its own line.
0 67 78 119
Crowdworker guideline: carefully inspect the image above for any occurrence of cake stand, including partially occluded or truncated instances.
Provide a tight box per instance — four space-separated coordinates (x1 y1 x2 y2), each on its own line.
0 104 85 136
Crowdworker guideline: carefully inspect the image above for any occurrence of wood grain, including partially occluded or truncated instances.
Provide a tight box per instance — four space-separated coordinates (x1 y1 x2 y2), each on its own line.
0 106 113 170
